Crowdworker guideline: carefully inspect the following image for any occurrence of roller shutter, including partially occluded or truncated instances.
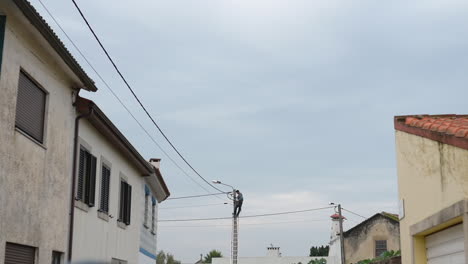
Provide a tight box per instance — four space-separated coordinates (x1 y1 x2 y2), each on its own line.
4 242 35 264
426 224 465 264
15 71 46 143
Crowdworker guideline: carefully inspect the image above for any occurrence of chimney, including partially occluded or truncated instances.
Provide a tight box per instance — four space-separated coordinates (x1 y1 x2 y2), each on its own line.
149 158 161 169
266 245 281 257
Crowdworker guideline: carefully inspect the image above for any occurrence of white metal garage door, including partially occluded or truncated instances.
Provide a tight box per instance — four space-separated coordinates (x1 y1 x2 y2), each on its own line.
426 224 465 264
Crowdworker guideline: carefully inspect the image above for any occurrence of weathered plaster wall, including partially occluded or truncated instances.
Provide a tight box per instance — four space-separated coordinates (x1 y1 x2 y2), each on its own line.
0 1 86 263
72 120 145 264
395 131 468 264
344 216 400 264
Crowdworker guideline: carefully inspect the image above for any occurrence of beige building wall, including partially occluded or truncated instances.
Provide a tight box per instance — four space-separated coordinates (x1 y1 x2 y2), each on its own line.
395 130 468 264
344 217 400 264
72 120 145 264
0 1 88 263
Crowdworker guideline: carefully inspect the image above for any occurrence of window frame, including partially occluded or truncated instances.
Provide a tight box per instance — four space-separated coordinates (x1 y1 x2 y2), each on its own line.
118 176 132 227
375 240 387 257
98 158 111 215
51 251 63 264
76 145 97 208
15 69 49 146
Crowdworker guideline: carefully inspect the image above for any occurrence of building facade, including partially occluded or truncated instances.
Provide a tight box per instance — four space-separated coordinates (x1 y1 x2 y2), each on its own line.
71 97 170 264
343 213 400 264
395 115 468 264
0 0 97 263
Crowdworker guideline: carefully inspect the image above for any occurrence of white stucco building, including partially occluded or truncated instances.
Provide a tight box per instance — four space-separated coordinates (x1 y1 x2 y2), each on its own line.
71 97 170 264
0 0 97 263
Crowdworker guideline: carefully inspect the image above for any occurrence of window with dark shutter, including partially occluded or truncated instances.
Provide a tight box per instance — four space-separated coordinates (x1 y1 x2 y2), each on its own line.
15 71 47 143
118 180 132 225
99 165 111 213
76 146 97 207
5 242 35 264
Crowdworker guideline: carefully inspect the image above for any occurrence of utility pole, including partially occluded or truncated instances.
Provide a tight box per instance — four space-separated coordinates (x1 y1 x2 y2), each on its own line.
231 190 238 264
338 204 346 264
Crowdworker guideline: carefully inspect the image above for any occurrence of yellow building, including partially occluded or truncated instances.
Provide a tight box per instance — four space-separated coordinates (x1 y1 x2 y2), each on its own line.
394 115 468 264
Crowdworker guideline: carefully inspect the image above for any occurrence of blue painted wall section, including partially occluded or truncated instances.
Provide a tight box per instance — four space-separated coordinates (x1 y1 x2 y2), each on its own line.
0 15 6 76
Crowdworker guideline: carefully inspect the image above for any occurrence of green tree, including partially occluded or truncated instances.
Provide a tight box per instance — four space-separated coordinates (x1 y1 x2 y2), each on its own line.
310 245 329 256
167 253 181 264
308 258 327 264
156 251 166 264
203 250 223 263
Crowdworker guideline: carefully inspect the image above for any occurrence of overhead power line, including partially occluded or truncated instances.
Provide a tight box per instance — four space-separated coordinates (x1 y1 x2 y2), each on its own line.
69 0 225 194
158 206 334 222
36 0 225 199
167 192 229 200
159 202 230 210
342 208 368 219
159 219 329 228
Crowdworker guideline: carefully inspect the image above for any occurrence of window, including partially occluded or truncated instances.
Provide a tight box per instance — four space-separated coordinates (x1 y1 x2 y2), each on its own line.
375 240 387 257
0 15 6 75
15 71 47 143
5 242 35 264
51 251 63 264
77 147 97 207
151 196 156 234
144 185 149 227
119 180 132 225
99 164 111 213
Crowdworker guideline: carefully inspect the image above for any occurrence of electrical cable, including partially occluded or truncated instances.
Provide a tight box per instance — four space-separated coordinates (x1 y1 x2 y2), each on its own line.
167 192 229 200
36 0 226 199
159 203 230 210
69 0 225 193
158 206 334 222
159 219 329 228
342 208 368 219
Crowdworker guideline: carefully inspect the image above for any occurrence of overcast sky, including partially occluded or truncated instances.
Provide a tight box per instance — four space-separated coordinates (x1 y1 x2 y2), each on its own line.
30 0 468 262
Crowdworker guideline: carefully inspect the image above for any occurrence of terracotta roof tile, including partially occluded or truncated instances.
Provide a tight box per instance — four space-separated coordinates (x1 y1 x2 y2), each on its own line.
394 115 468 151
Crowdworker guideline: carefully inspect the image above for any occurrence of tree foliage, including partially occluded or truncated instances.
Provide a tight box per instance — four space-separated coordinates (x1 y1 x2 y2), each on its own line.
308 258 327 264
203 249 223 263
309 245 329 256
356 250 401 264
156 250 181 264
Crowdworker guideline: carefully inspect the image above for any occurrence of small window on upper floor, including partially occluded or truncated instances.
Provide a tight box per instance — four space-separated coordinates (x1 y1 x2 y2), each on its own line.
119 180 132 225
15 71 47 144
151 196 156 234
99 164 111 214
77 146 97 207
375 240 387 257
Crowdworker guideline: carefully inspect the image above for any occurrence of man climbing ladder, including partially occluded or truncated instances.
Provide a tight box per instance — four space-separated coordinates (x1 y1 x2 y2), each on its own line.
233 190 243 217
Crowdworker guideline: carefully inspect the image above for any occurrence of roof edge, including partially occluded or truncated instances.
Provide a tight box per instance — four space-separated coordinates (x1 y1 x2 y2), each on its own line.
13 0 97 92
344 213 399 237
76 97 153 175
394 115 468 151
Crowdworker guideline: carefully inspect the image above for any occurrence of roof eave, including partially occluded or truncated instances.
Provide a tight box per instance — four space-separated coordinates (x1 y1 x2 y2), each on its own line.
13 0 97 92
76 97 153 176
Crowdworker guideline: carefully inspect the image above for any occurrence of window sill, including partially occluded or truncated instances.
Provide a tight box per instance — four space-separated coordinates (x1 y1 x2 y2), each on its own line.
74 200 89 212
117 220 127 230
97 211 110 222
15 127 47 150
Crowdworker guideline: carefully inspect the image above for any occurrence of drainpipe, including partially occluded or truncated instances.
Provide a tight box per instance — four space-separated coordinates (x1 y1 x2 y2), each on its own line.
68 105 93 263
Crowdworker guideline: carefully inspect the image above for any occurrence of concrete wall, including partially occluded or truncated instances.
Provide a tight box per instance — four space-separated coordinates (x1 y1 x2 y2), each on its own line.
212 256 330 264
72 120 145 264
395 131 468 264
344 216 400 264
0 1 86 263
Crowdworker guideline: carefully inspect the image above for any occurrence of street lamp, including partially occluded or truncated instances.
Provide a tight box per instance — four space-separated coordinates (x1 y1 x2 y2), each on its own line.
212 180 239 264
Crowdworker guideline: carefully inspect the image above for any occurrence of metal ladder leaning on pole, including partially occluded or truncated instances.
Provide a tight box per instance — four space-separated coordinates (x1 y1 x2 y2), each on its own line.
231 215 239 264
